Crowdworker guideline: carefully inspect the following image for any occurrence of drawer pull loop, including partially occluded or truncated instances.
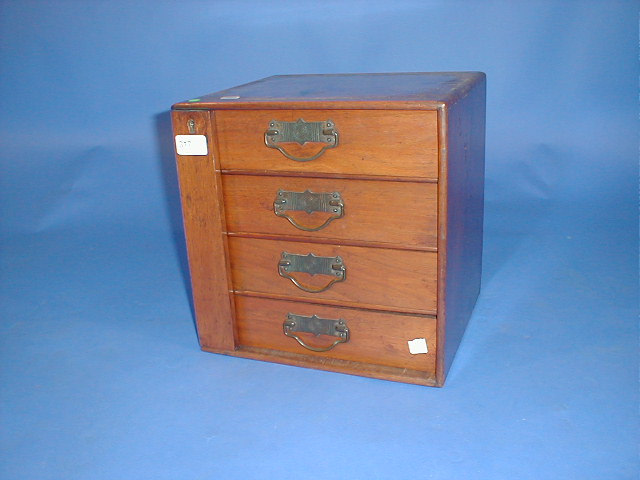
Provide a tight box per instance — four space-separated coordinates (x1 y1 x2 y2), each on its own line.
278 252 346 293
265 119 339 162
283 313 349 352
274 189 344 231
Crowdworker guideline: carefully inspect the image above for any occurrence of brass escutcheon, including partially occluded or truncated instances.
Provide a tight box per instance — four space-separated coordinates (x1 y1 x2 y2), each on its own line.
283 313 349 352
274 189 344 231
265 119 339 162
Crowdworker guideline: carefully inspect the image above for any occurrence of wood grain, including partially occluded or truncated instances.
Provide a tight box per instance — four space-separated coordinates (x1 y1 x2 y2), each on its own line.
234 296 436 373
221 169 438 184
172 110 236 351
222 174 437 249
215 109 438 178
171 72 486 387
203 345 439 386
435 74 486 385
172 72 484 111
228 237 437 313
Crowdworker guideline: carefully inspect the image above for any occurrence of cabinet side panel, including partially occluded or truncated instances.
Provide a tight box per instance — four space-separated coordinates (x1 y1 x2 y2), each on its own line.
443 76 486 378
171 110 236 351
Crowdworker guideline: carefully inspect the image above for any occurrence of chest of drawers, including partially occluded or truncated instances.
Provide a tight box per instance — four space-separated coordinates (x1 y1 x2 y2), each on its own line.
171 72 485 386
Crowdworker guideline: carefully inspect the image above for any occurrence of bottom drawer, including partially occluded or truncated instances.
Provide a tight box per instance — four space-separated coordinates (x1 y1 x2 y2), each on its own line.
234 295 436 373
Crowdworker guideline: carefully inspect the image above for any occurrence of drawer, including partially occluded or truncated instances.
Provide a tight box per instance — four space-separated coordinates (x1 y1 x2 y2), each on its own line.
222 174 437 249
234 295 437 373
215 110 438 179
173 72 487 386
228 237 437 314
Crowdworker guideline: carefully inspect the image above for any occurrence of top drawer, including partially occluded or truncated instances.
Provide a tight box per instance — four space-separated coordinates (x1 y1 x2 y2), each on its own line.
214 110 438 179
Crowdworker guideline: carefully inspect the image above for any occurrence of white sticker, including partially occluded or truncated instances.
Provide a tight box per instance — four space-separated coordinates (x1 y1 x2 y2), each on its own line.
220 95 240 100
408 338 428 354
175 135 208 156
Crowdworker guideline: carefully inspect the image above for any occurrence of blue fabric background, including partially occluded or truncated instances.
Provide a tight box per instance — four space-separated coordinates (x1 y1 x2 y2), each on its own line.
1 1 637 479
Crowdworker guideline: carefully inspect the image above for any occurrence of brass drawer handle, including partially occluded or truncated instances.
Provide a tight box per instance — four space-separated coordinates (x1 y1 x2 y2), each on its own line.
278 252 346 293
265 119 339 162
274 189 344 232
283 313 349 352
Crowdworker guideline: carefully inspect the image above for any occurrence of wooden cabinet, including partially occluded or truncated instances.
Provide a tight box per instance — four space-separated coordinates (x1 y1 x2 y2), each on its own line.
171 73 486 386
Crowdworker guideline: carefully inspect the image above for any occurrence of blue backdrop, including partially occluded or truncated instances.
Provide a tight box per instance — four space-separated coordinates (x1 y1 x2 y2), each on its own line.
1 1 637 479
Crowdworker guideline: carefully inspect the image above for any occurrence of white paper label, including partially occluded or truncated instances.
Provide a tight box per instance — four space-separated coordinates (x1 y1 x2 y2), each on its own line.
175 135 208 155
408 338 428 354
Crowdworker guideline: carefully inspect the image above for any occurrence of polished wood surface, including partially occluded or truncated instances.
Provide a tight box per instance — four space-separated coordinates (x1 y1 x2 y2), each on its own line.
222 174 438 249
437 74 486 383
221 170 438 184
171 110 236 351
203 345 438 386
228 237 438 313
214 109 438 178
172 72 484 110
172 72 486 386
234 296 436 372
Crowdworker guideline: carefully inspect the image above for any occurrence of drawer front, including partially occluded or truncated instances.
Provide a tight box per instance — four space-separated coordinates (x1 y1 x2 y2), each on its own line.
215 110 438 178
222 174 437 249
228 237 437 313
235 296 437 372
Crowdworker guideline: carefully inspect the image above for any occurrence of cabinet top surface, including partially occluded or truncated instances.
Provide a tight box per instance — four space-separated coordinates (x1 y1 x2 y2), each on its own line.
172 72 485 110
